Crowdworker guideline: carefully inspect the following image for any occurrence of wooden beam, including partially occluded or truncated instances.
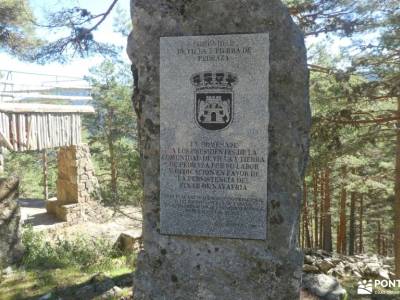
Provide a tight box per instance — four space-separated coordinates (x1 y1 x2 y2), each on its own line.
0 130 13 151
43 150 49 201
0 103 95 114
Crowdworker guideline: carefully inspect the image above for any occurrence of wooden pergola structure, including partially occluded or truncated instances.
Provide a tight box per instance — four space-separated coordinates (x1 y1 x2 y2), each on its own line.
0 103 94 151
0 103 95 200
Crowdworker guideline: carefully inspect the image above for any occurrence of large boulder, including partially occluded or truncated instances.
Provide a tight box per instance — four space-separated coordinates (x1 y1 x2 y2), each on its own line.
0 176 23 268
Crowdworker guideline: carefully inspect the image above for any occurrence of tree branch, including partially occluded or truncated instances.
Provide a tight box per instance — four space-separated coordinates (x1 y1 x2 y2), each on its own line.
88 0 119 33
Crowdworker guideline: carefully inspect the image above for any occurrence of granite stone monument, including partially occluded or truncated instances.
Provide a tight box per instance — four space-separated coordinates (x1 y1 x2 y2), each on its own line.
128 0 310 299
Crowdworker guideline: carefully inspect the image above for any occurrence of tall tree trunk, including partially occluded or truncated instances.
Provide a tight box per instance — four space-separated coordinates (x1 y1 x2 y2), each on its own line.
109 137 117 200
395 96 400 276
108 109 118 204
319 170 324 249
349 191 356 255
338 166 347 254
301 192 304 248
358 194 364 254
313 170 319 248
300 211 304 248
43 149 48 201
336 224 340 253
303 180 311 248
377 220 382 255
323 168 332 252
383 237 387 257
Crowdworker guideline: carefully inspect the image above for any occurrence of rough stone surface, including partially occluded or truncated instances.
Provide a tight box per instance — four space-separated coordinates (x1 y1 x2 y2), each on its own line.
128 0 310 299
0 176 23 268
46 144 109 224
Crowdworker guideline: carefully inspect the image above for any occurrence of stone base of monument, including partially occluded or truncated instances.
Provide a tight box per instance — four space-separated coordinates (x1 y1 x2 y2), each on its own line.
46 144 110 224
134 239 303 299
46 198 110 224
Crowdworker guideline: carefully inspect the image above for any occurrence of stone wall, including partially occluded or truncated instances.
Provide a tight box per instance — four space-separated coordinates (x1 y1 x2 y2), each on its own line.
128 0 310 299
46 144 109 224
0 176 23 268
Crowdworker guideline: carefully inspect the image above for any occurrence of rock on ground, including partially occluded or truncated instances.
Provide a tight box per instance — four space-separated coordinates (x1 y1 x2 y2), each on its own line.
302 249 395 281
302 273 347 300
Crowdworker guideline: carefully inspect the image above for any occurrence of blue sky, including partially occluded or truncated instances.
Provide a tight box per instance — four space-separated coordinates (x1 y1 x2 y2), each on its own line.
0 0 354 84
0 0 130 82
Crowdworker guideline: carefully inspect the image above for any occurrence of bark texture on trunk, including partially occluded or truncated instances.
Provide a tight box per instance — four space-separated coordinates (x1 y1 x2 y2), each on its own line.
302 180 311 248
313 170 319 248
338 167 347 254
395 97 400 277
349 191 356 256
358 194 364 254
319 171 324 249
322 168 332 252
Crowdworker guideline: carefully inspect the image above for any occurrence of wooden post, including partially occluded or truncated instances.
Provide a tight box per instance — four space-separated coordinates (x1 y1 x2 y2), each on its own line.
43 149 48 201
313 170 319 248
338 166 347 254
349 191 356 255
302 180 311 248
377 220 382 255
395 96 400 276
323 167 332 252
358 194 364 254
319 170 324 249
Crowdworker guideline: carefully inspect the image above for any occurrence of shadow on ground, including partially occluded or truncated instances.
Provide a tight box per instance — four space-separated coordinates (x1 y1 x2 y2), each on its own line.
13 272 132 300
19 198 62 227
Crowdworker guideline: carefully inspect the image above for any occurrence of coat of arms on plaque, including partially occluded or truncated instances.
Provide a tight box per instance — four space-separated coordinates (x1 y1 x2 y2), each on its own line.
190 71 238 130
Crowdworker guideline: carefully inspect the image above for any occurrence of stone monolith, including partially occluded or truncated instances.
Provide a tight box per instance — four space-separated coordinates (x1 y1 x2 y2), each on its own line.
127 0 310 299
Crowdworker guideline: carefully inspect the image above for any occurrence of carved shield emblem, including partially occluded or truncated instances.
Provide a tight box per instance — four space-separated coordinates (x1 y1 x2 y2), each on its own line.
195 92 233 130
191 71 238 131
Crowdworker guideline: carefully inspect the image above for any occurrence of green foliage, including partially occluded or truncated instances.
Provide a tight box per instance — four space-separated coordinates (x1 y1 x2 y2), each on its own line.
306 52 396 253
26 1 120 63
22 226 125 272
0 0 40 57
285 0 399 41
301 0 399 254
84 59 142 206
2 151 57 198
113 5 132 37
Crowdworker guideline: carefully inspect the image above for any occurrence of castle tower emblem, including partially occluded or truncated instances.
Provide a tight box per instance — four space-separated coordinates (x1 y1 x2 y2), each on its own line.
190 71 238 130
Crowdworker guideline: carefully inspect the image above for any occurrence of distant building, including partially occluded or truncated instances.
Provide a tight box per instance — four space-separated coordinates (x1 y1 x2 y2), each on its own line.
0 69 92 104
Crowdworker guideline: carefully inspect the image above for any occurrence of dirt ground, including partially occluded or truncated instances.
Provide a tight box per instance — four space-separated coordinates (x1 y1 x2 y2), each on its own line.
18 198 142 243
